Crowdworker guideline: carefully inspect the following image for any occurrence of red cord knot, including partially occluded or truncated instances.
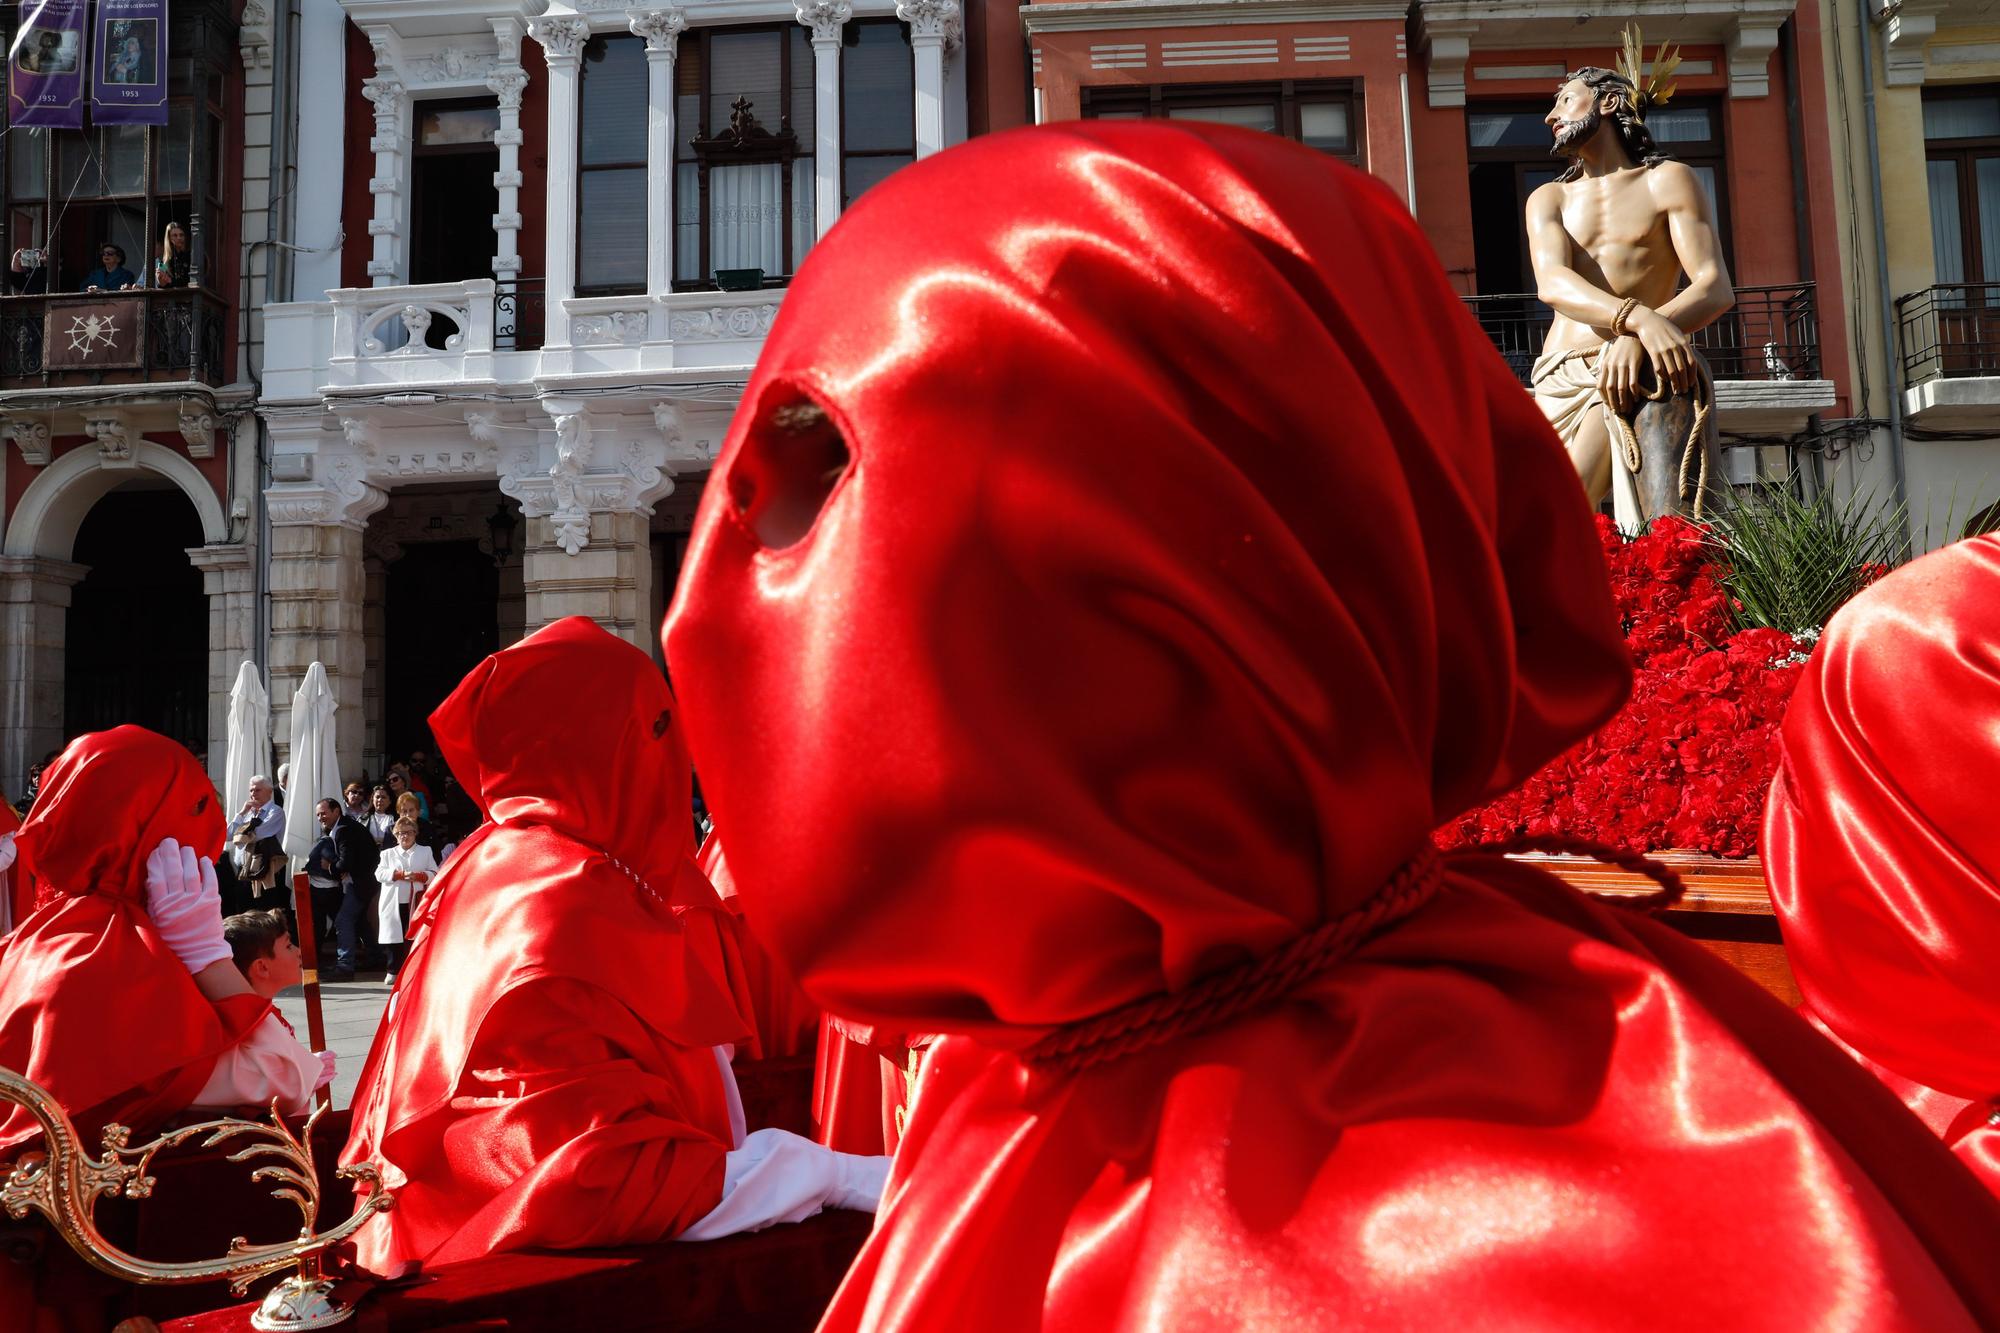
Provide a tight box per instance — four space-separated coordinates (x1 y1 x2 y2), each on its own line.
1021 847 1446 1077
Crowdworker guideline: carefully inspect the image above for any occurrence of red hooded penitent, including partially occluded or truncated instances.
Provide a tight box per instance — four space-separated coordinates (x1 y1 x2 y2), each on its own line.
664 122 2000 1329
0 727 267 1152
340 617 753 1272
1764 532 2000 1195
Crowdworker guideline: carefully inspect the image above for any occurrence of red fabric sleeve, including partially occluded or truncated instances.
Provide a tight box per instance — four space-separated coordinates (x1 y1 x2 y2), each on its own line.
352 976 729 1274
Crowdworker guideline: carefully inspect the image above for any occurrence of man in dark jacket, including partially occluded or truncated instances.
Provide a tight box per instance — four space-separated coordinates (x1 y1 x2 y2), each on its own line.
308 798 379 982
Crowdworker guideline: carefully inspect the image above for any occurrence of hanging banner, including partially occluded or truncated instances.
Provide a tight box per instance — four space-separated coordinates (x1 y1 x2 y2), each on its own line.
91 0 167 126
7 0 88 129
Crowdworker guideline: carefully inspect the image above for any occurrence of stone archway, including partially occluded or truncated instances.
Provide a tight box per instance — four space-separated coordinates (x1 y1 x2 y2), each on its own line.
1 440 251 796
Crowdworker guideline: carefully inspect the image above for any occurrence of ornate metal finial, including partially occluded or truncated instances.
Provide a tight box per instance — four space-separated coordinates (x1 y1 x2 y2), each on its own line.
0 1066 395 1330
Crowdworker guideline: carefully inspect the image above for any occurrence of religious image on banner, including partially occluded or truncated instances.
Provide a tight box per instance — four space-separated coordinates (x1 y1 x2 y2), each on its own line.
91 0 168 126
7 0 88 128
43 298 144 371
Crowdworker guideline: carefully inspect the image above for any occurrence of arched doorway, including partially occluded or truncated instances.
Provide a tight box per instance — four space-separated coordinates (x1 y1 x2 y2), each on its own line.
63 484 208 755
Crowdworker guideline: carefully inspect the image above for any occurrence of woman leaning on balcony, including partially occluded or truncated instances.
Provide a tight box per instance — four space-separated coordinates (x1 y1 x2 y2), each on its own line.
154 221 193 289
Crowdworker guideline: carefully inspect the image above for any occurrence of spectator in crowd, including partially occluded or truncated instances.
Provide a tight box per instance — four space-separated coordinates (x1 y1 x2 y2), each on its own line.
0 794 18 935
154 221 192 289
305 799 371 983
386 765 429 821
224 775 285 912
366 784 397 848
374 815 436 985
344 780 372 823
274 762 290 808
393 790 437 853
405 751 436 804
82 243 136 292
218 909 335 1109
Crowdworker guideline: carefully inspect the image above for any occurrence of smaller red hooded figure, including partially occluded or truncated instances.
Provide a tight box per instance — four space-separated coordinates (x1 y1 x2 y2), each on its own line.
341 618 887 1274
0 727 270 1152
0 792 22 934
664 122 2000 1331
1764 532 2000 1195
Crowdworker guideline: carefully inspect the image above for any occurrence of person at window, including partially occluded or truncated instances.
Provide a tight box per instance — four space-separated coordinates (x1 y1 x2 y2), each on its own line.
660 120 2000 1331
154 221 192 289
340 618 888 1275
83 243 136 293
7 247 48 296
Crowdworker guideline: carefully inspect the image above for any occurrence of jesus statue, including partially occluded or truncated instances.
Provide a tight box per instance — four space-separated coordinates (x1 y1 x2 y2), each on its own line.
1527 32 1735 524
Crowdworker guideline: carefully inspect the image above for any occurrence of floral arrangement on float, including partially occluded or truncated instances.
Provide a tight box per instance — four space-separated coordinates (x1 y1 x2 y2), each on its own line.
1437 481 1902 863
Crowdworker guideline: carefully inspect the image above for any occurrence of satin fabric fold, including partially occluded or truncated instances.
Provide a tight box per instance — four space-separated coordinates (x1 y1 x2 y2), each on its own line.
0 727 268 1153
340 617 752 1272
1764 533 2000 1195
700 835 817 1061
664 122 2000 1329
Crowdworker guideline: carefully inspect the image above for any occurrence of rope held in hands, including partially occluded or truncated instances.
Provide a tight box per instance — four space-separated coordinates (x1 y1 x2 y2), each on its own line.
1021 836 1688 1076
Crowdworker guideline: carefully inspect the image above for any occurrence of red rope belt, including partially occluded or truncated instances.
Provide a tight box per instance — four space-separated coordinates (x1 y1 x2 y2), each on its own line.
1021 836 1687 1077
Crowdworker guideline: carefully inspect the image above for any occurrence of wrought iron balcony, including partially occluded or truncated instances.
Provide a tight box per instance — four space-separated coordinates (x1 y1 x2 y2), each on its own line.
1464 283 1824 388
0 288 228 389
1894 284 2000 384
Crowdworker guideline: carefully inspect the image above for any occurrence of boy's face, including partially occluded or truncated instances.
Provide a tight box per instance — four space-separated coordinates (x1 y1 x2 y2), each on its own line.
252 932 304 996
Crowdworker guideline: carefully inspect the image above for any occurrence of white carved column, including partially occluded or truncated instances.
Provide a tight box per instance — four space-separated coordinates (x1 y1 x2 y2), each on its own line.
488 19 530 290
185 544 257 791
360 68 409 286
898 0 959 159
629 8 687 299
529 16 590 345
798 1 850 240
0 556 88 797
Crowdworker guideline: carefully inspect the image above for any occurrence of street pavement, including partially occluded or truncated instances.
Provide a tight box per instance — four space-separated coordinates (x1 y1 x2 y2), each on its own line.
274 974 393 1110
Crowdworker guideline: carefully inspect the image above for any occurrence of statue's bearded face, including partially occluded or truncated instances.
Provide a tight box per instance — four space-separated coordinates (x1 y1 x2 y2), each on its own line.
1547 80 1603 157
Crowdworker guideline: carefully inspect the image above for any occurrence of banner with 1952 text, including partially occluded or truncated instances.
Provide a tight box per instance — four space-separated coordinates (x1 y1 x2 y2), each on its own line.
7 0 88 128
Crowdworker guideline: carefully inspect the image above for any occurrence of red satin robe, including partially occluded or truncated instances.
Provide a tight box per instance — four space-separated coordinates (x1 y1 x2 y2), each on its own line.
663 121 2000 1330
340 617 754 1272
1764 532 2000 1196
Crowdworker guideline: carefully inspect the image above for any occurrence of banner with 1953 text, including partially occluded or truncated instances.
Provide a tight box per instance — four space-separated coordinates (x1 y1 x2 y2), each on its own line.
91 0 168 126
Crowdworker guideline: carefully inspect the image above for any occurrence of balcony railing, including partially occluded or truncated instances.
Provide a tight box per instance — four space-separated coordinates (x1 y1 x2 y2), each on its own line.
495 277 547 353
1895 284 2000 384
1465 283 1823 388
0 288 228 388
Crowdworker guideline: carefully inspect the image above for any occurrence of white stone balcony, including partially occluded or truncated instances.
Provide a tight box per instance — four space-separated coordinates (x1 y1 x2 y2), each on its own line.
259 279 787 405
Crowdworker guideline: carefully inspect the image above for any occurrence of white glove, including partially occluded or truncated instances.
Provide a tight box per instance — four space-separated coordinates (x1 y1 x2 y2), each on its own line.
314 1050 337 1090
832 1151 892 1213
144 837 232 974
0 830 16 874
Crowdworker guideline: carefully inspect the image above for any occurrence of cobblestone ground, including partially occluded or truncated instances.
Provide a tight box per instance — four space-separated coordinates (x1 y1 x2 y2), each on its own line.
274 974 393 1110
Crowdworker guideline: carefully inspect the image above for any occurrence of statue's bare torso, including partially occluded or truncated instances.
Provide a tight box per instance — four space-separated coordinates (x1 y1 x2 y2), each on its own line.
1536 163 1692 358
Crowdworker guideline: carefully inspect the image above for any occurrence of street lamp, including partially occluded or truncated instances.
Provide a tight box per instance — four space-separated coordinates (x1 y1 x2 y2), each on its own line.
487 501 518 567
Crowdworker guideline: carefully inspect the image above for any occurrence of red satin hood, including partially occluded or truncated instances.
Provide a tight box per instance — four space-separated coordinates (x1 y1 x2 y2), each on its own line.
432 615 696 895
15 726 223 902
1765 533 2000 1103
664 121 1631 1039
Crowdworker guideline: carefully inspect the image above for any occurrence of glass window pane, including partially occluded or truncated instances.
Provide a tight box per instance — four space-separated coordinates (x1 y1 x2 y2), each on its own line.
678 91 701 156
1467 111 1548 149
1691 164 1721 221
842 22 912 152
582 37 647 164
1167 103 1277 133
843 153 910 209
1299 102 1349 152
792 154 815 271
709 160 784 275
61 135 104 198
1976 157 2000 285
676 161 701 282
1925 95 2000 142
162 103 192 193
421 105 499 146
578 168 647 290
102 125 147 194
209 115 224 199
1646 106 1713 144
1088 109 1144 120
710 32 783 136
791 26 815 142
1930 159 1966 285
9 128 48 197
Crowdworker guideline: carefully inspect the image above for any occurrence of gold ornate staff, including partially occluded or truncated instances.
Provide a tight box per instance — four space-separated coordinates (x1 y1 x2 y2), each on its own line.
0 1066 394 1330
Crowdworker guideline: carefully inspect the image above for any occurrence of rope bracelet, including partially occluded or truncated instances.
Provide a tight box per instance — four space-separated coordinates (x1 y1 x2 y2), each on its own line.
1610 297 1641 338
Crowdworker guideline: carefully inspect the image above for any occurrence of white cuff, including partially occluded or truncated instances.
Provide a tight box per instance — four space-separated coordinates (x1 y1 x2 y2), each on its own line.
676 1128 890 1242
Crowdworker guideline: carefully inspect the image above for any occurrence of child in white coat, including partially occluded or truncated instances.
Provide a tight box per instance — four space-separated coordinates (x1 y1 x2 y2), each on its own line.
375 816 437 984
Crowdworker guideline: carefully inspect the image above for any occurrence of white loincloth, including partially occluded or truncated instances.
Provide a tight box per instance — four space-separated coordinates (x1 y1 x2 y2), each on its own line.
1531 347 1643 531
